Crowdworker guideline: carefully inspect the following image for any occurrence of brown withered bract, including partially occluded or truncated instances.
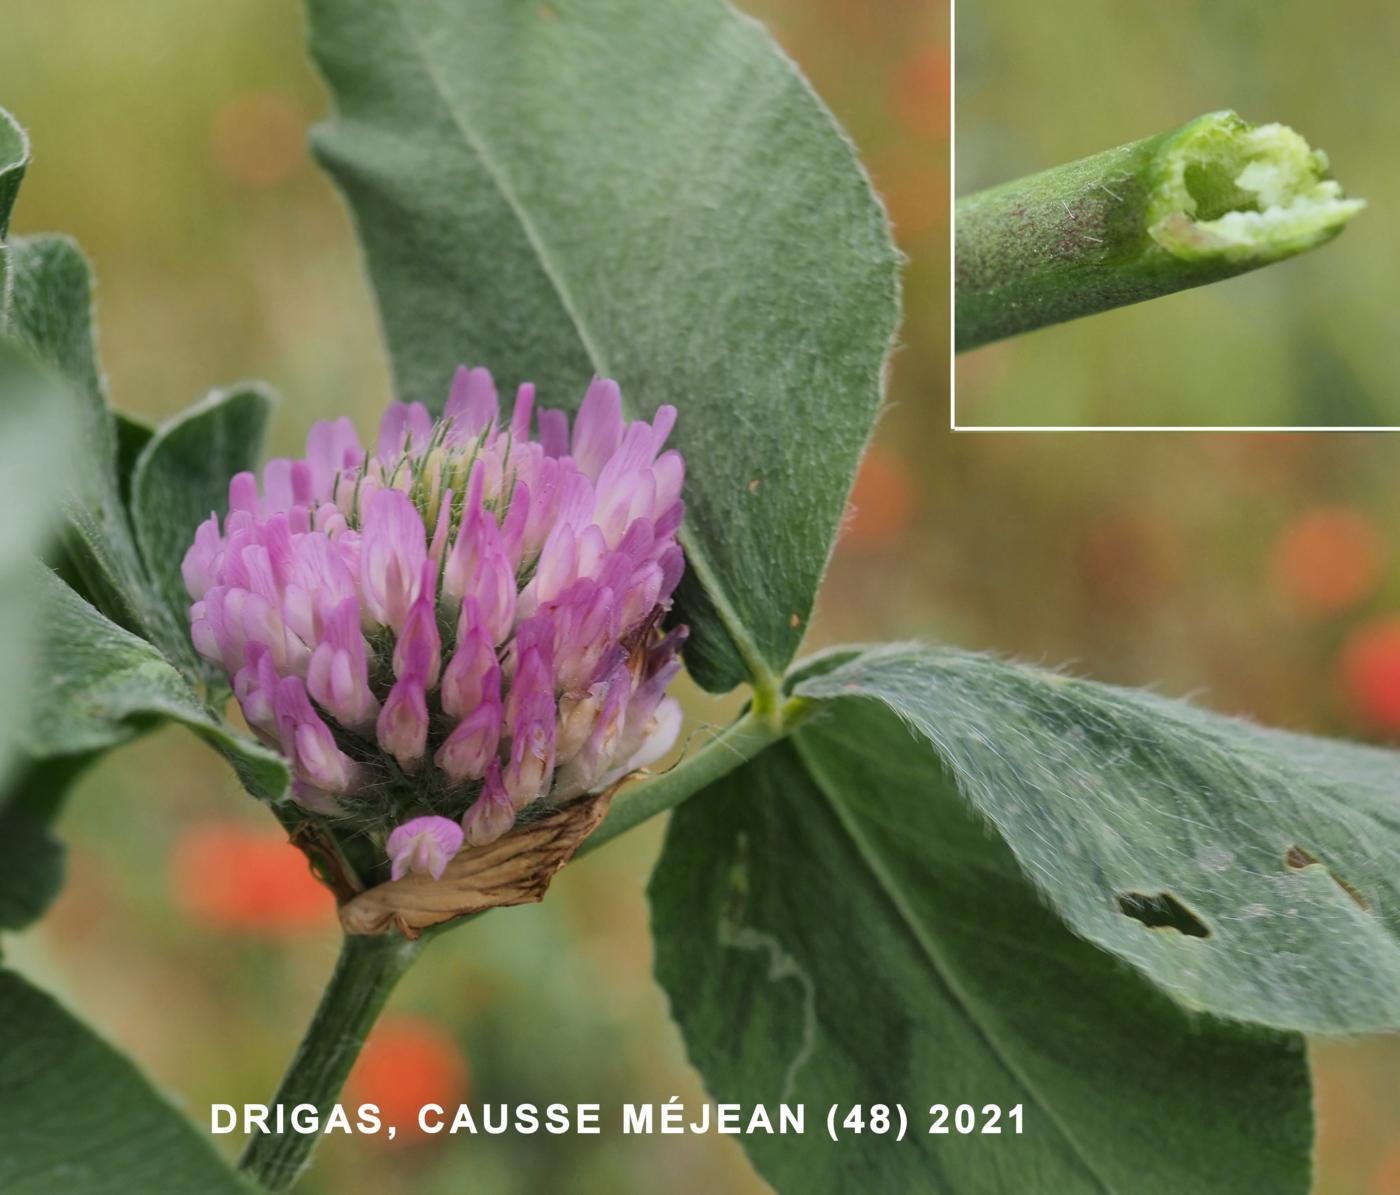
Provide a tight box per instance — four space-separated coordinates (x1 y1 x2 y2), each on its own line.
338 787 617 938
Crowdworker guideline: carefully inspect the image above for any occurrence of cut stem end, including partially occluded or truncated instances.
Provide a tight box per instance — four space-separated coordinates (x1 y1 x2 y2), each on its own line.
1147 111 1364 264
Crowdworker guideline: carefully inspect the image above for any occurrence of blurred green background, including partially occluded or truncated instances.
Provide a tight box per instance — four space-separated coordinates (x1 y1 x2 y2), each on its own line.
956 0 1400 427
2 1 1397 1192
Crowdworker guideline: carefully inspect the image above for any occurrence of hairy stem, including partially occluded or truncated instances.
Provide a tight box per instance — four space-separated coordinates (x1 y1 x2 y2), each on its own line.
248 693 807 1188
955 110 1364 351
238 932 425 1191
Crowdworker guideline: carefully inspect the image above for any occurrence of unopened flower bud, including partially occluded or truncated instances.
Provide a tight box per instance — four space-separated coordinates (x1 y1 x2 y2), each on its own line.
273 676 361 795
434 698 502 784
306 597 379 733
361 489 427 631
392 561 443 688
377 673 429 772
440 602 500 719
504 691 557 810
462 761 515 846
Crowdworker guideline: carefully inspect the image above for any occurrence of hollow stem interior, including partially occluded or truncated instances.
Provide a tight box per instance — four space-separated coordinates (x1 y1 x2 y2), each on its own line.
1147 112 1364 263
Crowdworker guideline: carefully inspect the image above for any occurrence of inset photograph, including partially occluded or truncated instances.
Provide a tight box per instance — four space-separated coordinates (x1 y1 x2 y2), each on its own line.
954 1 1394 428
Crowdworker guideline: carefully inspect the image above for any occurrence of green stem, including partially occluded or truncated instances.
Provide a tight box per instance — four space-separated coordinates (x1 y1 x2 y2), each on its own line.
578 695 812 859
238 932 425 1191
955 110 1364 351
245 693 807 1189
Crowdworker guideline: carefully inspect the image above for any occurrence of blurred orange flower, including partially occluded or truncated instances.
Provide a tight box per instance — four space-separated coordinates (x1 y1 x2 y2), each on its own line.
893 44 949 140
171 820 332 934
1077 509 1183 608
1272 507 1383 615
1341 617 1400 733
346 1015 470 1143
874 157 946 244
209 90 305 189
1376 1143 1400 1194
844 443 918 549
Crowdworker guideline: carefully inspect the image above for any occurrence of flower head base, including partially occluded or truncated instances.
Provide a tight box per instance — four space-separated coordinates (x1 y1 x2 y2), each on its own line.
185 368 686 880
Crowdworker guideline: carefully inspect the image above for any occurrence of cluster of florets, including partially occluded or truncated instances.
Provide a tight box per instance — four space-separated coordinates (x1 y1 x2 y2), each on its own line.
182 368 686 882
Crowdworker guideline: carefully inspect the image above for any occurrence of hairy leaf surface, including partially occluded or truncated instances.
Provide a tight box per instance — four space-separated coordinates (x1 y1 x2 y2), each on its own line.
0 970 249 1193
307 0 900 691
793 644 1400 1033
651 700 1313 1194
0 337 77 927
0 107 28 308
22 567 288 803
0 339 72 768
6 235 181 652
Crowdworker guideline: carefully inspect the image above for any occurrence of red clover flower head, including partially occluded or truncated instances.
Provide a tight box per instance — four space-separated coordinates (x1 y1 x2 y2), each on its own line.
183 368 687 880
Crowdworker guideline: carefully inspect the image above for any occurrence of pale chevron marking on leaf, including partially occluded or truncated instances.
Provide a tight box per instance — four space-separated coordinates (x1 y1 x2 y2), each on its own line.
716 833 817 1104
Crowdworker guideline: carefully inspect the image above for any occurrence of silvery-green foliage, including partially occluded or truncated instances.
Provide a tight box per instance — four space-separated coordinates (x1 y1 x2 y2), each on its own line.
0 3 1394 1191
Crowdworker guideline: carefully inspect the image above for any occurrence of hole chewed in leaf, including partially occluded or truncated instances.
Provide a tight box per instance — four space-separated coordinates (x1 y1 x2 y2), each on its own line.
1284 845 1370 911
1116 891 1211 938
339 788 616 938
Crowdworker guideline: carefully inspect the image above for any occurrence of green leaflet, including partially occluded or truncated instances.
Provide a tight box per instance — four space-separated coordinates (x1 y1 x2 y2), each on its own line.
131 384 274 674
0 754 95 932
5 238 102 398
0 107 28 313
0 108 26 236
650 700 1312 1194
0 970 250 1194
0 126 288 890
792 644 1400 1034
113 409 153 509
6 234 183 654
0 295 296 1181
21 566 288 804
306 0 900 693
0 800 64 932
0 338 75 930
0 339 73 769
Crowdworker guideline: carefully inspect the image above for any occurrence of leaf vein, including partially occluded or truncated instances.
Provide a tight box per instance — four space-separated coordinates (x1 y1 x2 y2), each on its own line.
792 730 1118 1195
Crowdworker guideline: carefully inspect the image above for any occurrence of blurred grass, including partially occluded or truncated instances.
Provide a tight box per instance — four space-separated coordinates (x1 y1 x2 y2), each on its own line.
956 0 1400 427
2 0 1397 1192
